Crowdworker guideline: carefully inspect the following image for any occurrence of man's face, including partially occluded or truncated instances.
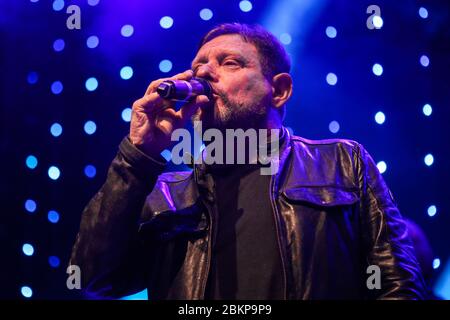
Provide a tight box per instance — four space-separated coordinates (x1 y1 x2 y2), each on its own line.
191 34 273 130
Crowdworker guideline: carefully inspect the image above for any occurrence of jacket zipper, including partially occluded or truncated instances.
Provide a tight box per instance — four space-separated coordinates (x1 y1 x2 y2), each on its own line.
199 175 216 300
269 173 288 300
200 203 214 299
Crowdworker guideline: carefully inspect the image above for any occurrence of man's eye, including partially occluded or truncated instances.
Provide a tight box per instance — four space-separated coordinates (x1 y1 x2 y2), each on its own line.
224 60 240 67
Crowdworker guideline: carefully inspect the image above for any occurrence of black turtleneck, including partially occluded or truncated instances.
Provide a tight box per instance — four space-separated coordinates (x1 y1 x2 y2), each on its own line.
204 130 286 300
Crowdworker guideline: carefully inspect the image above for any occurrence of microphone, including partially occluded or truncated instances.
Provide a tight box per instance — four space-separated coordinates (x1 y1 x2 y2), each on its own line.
156 78 212 101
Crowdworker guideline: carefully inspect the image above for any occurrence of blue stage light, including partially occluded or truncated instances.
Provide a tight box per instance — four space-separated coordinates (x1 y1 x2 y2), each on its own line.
48 166 61 180
328 120 340 133
27 72 38 84
159 60 172 73
53 39 65 52
428 205 437 217
120 66 133 80
50 123 63 137
377 161 387 174
48 210 60 223
88 0 100 6
280 33 292 45
85 77 98 91
419 7 428 19
372 63 383 76
121 108 131 122
52 0 64 12
199 9 213 21
26 155 38 169
86 35 99 48
326 73 337 85
84 165 96 178
326 26 337 38
160 16 173 29
21 286 33 298
49 256 60 268
22 243 34 256
51 81 63 95
84 120 97 135
121 25 134 37
434 258 441 270
239 0 252 12
420 55 430 67
160 149 172 162
373 16 383 29
375 111 386 124
424 154 434 166
423 104 432 116
25 199 37 213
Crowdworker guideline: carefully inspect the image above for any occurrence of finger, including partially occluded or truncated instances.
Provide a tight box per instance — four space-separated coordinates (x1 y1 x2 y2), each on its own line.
133 92 173 116
145 69 194 95
179 94 211 123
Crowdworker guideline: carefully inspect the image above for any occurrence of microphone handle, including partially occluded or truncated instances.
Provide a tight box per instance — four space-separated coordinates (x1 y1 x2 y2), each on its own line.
156 78 212 101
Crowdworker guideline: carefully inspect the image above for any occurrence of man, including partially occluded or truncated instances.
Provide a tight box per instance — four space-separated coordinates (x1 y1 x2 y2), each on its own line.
70 23 427 299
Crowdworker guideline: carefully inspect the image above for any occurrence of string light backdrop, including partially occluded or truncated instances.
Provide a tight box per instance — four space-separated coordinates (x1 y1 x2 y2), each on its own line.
1 0 449 299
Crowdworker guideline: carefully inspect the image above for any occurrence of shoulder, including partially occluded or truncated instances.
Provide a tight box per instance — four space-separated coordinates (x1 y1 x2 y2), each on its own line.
283 135 368 188
289 135 363 158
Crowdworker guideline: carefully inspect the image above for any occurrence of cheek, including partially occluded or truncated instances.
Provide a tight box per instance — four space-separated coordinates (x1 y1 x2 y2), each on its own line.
226 73 270 102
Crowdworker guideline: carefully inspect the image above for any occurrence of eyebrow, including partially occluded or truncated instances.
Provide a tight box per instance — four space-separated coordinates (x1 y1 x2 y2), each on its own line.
191 50 247 69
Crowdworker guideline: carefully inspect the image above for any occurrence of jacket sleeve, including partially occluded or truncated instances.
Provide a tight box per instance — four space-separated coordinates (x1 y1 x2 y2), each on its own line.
356 144 428 299
69 136 166 299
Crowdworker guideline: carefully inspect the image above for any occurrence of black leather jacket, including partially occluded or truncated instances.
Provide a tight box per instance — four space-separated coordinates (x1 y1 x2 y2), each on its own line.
70 127 427 299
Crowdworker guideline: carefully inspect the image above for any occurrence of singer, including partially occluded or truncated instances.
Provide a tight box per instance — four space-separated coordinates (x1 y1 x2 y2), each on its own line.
70 23 427 299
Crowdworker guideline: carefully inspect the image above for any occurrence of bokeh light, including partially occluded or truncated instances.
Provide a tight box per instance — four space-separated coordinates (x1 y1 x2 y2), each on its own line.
424 154 434 166
326 73 338 85
121 25 134 37
239 0 253 12
372 63 383 76
48 166 61 180
86 35 99 48
51 81 63 95
375 111 386 124
422 104 432 116
48 210 60 223
22 243 34 256
159 60 173 73
50 123 63 137
52 39 65 52
160 16 174 29
325 26 337 38
427 205 437 217
84 120 97 135
26 155 38 169
199 8 213 21
85 77 99 91
120 66 133 80
377 161 387 174
328 120 340 133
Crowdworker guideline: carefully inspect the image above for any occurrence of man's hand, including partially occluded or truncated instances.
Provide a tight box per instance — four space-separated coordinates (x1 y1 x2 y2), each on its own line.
130 69 210 158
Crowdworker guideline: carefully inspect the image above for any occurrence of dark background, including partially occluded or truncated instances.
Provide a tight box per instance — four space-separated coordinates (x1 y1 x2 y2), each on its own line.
1 0 449 299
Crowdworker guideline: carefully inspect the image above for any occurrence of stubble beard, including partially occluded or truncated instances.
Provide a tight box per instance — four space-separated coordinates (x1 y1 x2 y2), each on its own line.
191 90 270 132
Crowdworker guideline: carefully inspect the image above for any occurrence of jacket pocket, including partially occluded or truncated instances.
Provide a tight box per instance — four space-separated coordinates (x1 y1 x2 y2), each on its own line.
282 186 359 207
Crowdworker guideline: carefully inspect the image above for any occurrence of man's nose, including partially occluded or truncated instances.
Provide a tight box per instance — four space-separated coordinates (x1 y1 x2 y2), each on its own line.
194 64 217 82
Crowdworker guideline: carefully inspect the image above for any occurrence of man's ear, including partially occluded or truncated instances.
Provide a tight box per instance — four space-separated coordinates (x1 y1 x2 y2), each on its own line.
271 73 293 108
